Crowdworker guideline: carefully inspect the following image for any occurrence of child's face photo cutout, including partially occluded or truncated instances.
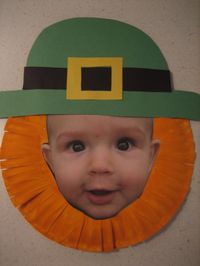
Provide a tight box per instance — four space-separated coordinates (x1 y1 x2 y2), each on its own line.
42 115 160 220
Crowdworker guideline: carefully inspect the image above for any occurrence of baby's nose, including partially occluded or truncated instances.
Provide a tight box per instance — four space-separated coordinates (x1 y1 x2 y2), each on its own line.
89 147 113 175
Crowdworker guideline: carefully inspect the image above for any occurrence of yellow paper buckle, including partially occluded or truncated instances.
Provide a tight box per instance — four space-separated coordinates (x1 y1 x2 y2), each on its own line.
66 57 123 100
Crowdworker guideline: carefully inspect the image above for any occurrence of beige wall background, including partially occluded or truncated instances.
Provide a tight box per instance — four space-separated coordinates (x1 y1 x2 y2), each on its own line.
0 0 200 265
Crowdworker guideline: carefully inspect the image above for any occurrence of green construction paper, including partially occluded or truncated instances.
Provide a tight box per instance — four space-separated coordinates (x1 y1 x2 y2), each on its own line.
27 17 168 70
0 90 200 120
1 18 200 121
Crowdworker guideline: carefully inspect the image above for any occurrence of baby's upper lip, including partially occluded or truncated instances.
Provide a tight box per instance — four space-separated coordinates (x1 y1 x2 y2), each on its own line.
88 190 114 196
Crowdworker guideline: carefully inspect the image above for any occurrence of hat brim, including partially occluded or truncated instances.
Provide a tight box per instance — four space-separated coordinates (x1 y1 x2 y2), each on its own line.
0 89 200 120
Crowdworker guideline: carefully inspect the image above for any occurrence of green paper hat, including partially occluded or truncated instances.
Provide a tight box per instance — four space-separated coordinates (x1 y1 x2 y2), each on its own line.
0 17 200 119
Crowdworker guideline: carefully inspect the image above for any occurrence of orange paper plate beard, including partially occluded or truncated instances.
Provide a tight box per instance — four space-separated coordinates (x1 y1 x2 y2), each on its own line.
0 116 195 252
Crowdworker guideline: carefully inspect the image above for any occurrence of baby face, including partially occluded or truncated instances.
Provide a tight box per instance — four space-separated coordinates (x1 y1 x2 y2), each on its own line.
42 115 159 220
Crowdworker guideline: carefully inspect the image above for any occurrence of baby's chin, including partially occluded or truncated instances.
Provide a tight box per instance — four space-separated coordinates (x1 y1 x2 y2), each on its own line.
79 208 121 220
67 199 130 220
83 209 120 220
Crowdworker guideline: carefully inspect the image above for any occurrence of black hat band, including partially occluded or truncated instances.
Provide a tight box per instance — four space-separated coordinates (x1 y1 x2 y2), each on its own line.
23 66 172 92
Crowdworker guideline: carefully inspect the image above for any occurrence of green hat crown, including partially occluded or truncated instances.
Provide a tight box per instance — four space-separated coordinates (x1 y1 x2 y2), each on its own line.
27 17 168 70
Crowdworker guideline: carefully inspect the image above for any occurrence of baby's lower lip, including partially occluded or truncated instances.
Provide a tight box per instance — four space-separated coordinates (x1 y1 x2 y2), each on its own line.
86 190 116 205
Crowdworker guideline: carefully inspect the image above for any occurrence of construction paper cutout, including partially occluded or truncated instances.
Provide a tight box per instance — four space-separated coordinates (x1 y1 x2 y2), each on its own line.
0 17 200 118
23 66 171 92
0 90 200 120
67 57 123 100
0 116 195 252
81 67 112 91
26 18 169 69
23 67 66 90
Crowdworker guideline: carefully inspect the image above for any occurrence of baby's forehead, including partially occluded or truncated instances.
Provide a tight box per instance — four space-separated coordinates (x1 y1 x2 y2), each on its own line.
46 115 153 139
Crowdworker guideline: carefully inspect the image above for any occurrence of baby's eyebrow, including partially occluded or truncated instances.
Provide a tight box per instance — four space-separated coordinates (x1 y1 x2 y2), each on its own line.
56 131 87 141
113 126 145 135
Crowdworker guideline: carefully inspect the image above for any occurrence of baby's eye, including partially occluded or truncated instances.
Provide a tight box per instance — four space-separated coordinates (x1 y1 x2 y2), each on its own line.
68 140 85 152
117 138 134 151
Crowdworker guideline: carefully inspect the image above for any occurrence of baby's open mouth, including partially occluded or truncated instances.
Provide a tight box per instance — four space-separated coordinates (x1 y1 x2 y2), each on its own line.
89 190 113 196
86 189 116 205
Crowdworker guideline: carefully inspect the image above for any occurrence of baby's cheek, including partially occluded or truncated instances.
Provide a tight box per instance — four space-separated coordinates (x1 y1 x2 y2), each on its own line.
120 164 150 190
53 165 74 187
54 173 79 203
120 172 149 203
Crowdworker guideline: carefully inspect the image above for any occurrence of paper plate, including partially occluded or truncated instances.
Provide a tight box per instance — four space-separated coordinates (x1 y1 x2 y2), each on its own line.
0 116 195 252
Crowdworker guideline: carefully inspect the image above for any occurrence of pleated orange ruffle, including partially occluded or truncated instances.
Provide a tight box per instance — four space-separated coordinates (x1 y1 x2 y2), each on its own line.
0 116 195 252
